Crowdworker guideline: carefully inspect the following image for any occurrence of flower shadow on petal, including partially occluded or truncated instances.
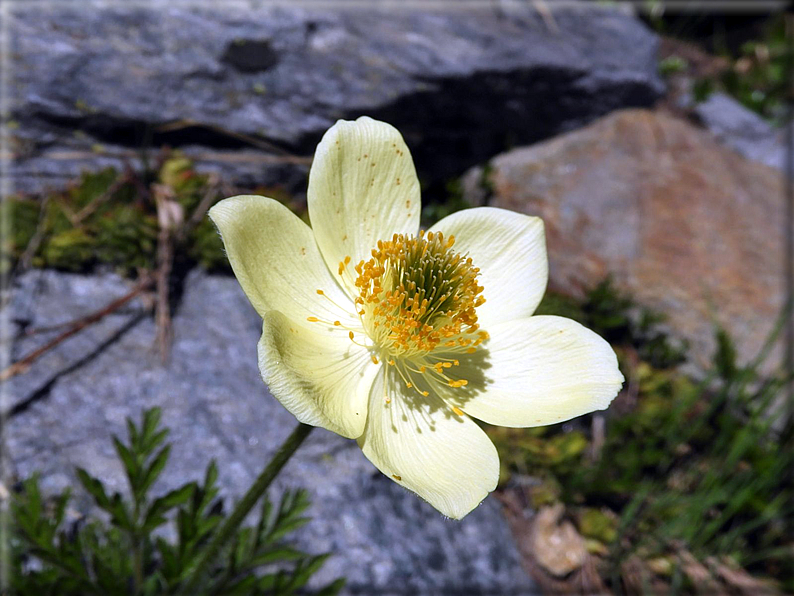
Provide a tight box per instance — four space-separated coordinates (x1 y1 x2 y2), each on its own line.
391 345 494 429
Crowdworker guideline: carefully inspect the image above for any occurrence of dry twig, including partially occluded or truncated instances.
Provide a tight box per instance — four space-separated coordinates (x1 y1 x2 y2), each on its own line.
0 274 154 382
14 195 50 277
179 174 221 238
153 184 183 363
70 173 129 226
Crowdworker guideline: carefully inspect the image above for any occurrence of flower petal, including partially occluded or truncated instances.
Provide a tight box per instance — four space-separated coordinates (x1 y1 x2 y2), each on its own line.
429 207 547 329
258 311 380 439
209 195 355 325
307 117 420 294
443 315 623 427
357 367 499 519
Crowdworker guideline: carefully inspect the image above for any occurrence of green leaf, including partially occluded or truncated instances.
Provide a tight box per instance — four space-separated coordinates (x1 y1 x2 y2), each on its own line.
139 445 171 497
142 408 163 441
316 577 347 596
112 436 140 486
126 417 139 450
141 428 169 458
75 468 112 510
286 554 331 591
248 546 305 567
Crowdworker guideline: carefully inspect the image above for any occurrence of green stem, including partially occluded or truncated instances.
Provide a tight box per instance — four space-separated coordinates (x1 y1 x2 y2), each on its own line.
177 423 313 595
132 535 143 594
132 500 143 594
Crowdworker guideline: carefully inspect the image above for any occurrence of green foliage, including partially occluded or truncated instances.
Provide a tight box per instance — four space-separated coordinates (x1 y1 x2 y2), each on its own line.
716 16 789 123
11 408 342 596
649 13 788 121
659 55 689 77
40 228 96 272
6 157 239 275
94 206 159 274
6 156 312 276
577 508 619 544
492 282 793 592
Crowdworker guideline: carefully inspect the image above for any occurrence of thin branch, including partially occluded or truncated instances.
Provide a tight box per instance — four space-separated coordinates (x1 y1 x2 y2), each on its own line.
14 195 50 277
71 174 128 226
0 275 154 382
179 174 221 240
153 185 181 363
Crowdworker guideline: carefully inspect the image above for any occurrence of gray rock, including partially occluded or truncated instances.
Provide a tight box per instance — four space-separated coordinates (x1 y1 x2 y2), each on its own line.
8 1 663 194
691 92 789 171
4 269 537 595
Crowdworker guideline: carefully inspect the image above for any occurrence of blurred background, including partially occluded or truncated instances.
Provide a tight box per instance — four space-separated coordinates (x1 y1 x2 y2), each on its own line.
2 1 792 594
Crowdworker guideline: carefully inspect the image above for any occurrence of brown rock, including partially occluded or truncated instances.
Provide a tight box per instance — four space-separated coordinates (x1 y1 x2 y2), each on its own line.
469 109 786 371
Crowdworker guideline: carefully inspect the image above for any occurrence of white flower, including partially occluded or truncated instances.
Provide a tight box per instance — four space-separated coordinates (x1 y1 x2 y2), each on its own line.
209 117 624 519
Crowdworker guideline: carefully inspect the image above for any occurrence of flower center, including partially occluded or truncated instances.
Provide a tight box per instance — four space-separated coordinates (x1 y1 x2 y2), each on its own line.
310 231 488 403
353 230 486 359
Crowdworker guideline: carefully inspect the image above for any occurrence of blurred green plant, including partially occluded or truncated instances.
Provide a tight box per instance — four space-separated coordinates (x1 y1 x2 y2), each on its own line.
715 16 789 123
658 55 689 77
654 13 789 123
5 156 304 277
10 408 343 596
490 282 793 593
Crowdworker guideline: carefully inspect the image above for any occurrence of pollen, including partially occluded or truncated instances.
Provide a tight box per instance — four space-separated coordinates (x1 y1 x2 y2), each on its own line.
351 230 488 402
353 230 483 360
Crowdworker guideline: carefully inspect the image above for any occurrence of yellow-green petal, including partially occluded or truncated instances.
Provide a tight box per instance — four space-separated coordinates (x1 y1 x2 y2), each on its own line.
307 117 420 295
209 195 355 325
258 311 380 439
430 207 547 329
443 315 623 427
357 368 499 519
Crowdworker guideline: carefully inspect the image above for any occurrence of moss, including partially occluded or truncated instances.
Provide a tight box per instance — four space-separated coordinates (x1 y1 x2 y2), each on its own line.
94 206 159 274
6 198 41 256
5 158 287 276
41 228 95 272
577 508 618 544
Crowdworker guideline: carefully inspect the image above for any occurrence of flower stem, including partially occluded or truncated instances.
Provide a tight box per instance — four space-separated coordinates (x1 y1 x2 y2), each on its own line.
177 422 313 595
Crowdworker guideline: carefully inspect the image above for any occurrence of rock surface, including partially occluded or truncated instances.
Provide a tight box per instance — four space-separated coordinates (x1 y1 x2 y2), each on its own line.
4 269 536 595
691 92 789 172
463 109 785 372
8 1 663 194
